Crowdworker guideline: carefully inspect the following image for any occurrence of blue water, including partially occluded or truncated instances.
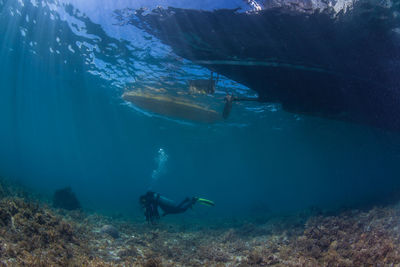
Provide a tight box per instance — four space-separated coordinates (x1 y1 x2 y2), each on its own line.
1 0 400 219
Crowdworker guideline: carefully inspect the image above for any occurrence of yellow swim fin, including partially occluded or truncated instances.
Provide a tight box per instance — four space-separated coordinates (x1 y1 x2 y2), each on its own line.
197 198 215 206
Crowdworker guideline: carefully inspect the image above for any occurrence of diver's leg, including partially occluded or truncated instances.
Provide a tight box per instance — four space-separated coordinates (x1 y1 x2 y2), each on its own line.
176 197 197 212
160 197 197 215
177 197 190 208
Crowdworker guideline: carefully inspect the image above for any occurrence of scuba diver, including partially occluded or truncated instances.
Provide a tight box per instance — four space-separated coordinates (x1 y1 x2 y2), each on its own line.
223 93 236 119
139 191 215 224
223 93 259 119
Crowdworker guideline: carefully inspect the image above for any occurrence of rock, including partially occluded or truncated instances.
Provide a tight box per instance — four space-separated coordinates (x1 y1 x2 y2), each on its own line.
53 187 81 210
100 225 119 239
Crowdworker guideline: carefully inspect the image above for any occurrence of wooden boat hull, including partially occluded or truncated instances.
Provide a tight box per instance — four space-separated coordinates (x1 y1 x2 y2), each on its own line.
123 91 221 123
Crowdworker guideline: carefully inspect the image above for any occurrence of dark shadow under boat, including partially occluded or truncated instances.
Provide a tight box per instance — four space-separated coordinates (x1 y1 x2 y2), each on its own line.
116 2 400 130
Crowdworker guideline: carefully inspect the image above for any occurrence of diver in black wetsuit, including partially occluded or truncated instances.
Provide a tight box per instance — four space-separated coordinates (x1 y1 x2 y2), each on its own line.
139 191 214 224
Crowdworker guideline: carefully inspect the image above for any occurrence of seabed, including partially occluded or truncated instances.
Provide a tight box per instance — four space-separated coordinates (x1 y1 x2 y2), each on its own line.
0 178 399 266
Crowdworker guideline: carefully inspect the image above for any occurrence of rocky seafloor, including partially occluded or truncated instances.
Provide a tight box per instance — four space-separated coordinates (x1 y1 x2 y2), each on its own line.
1 179 400 266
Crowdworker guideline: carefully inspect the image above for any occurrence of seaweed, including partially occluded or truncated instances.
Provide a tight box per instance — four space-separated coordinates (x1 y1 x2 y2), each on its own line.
0 178 400 266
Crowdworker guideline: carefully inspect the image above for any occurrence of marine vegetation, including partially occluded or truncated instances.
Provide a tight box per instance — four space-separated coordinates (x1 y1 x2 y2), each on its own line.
1 178 400 266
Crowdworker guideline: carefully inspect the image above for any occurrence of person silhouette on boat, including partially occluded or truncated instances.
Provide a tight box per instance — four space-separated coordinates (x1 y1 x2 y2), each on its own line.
139 191 214 224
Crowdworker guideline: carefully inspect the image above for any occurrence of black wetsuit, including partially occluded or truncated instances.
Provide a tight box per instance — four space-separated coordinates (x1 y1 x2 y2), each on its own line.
141 192 196 223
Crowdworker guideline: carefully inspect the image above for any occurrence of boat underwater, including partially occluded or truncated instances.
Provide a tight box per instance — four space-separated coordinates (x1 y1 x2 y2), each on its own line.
118 3 400 131
122 90 222 123
2 0 400 265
